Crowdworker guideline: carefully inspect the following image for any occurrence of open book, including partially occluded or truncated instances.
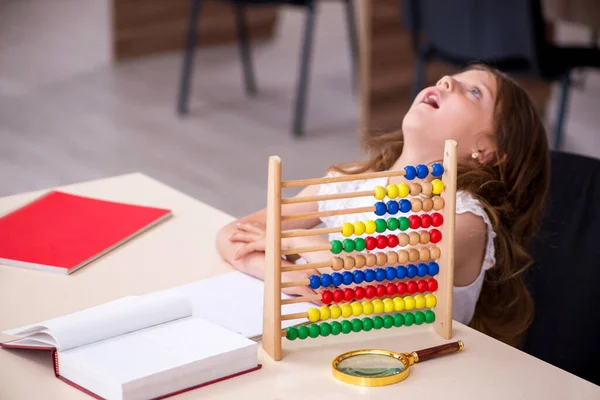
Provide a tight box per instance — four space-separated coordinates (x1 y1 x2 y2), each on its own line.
1 292 260 400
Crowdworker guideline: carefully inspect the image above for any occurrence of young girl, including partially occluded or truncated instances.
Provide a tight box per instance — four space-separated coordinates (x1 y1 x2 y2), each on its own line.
216 64 550 347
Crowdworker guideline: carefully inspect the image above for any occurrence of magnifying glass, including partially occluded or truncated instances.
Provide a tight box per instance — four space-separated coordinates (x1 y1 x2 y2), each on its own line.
332 340 464 387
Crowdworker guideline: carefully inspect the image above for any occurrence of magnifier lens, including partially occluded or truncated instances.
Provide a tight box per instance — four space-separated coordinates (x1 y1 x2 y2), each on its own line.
336 354 407 378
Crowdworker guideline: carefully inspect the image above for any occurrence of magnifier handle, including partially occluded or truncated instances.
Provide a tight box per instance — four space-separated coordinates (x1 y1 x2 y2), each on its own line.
413 340 464 363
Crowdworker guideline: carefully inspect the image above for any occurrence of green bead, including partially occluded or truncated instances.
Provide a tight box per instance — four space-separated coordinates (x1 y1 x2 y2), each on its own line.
286 327 299 340
375 218 387 233
319 322 332 337
298 325 309 339
414 311 425 325
330 240 343 254
393 313 405 327
372 316 384 330
354 237 366 251
362 317 374 331
341 320 353 334
342 239 356 253
308 324 320 338
331 321 342 335
383 315 394 329
399 217 410 231
425 310 436 324
387 217 399 231
404 312 415 327
351 319 363 333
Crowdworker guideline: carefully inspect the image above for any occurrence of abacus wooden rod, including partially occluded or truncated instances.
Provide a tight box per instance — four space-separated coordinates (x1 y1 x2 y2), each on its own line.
281 206 375 222
281 295 321 305
281 313 309 321
281 190 373 205
281 244 331 256
281 260 331 272
281 226 339 238
281 280 310 288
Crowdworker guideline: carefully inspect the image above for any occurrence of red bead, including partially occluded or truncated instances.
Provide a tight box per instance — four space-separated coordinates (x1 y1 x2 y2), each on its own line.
365 285 376 299
376 235 388 249
409 215 421 229
427 278 438 292
407 281 418 294
354 286 366 300
386 283 397 296
387 234 399 248
417 280 428 293
431 212 443 227
430 229 442 243
333 289 344 303
321 290 333 304
397 282 407 295
344 288 355 302
376 284 386 298
421 214 432 228
365 236 377 251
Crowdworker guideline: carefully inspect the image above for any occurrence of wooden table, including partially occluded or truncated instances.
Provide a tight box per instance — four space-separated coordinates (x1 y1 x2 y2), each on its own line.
1 173 599 399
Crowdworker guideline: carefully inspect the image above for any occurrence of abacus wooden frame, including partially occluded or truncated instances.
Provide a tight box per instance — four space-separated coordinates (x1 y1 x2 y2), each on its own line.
262 140 457 361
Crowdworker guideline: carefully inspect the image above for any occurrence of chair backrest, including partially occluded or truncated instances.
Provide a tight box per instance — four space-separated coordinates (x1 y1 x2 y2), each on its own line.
523 151 600 385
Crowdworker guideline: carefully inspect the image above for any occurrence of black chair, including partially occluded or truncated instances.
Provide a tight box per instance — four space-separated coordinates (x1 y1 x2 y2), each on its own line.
523 151 600 385
401 0 600 150
177 0 358 137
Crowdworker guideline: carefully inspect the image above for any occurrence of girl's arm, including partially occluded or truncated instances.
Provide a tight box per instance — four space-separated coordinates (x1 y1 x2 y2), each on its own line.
453 212 488 287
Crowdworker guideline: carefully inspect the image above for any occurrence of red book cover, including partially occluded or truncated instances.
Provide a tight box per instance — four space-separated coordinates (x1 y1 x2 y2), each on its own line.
0 190 172 274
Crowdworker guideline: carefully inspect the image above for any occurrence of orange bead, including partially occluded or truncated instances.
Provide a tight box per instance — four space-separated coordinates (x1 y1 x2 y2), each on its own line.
409 183 422 196
411 198 423 212
387 251 398 264
331 257 344 271
397 250 409 264
365 253 377 267
408 249 419 262
430 246 441 259
409 232 420 246
344 256 355 270
420 231 430 244
421 181 433 197
355 255 366 269
376 252 387 266
419 247 431 261
422 198 433 211
433 196 445 210
398 233 409 247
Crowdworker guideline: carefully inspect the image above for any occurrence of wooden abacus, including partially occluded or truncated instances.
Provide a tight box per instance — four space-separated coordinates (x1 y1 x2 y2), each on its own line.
262 140 457 361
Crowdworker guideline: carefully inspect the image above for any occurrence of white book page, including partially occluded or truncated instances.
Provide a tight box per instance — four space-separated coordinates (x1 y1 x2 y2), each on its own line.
4 292 192 351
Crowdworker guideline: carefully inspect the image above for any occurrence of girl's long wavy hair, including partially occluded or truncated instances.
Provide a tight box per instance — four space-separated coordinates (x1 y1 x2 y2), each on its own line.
330 64 550 347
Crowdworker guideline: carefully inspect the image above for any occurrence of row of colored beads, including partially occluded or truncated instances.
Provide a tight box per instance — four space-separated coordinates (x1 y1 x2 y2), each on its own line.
286 311 436 340
330 247 441 272
331 230 442 254
374 178 442 200
340 213 444 237
373 196 445 216
318 278 439 304
310 262 440 289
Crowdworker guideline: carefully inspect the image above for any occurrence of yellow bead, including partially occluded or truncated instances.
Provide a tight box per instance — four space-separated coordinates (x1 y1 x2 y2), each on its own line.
398 183 410 198
383 298 395 313
362 301 374 315
404 296 416 310
353 221 366 236
365 220 376 234
386 184 399 199
341 304 353 318
393 297 405 312
414 295 426 309
330 305 342 319
341 222 354 237
374 185 387 200
307 308 320 322
319 305 331 320
372 299 384 314
351 302 363 316
432 179 445 194
425 294 437 308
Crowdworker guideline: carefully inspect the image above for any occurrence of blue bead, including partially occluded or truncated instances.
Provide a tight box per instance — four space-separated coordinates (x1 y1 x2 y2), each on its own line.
364 268 375 283
353 270 365 284
404 166 417 180
342 271 354 285
320 274 332 288
416 164 429 179
375 268 386 282
432 163 444 177
417 263 428 277
396 266 407 279
428 262 440 276
385 266 397 281
309 275 321 289
399 199 412 213
386 200 399 215
374 201 387 216
407 264 417 278
331 272 343 287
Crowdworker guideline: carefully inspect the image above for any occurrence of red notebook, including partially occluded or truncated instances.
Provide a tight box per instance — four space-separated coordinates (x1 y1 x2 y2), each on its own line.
0 190 172 274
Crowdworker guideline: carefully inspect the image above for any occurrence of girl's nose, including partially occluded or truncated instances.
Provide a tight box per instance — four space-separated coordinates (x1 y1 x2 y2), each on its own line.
437 76 453 91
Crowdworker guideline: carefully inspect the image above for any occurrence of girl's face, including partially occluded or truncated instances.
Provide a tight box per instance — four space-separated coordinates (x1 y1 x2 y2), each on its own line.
402 70 498 160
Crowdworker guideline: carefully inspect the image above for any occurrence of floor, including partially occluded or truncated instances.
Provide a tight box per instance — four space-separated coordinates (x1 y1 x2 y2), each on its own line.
0 0 598 218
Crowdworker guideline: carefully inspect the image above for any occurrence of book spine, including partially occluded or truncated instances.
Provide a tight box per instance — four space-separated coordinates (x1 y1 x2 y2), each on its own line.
51 348 60 377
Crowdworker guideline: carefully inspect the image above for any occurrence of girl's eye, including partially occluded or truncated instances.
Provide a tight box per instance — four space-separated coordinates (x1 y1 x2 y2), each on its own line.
470 87 482 98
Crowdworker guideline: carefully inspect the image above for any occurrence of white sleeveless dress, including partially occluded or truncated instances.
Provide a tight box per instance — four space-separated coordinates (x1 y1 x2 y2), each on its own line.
315 172 497 325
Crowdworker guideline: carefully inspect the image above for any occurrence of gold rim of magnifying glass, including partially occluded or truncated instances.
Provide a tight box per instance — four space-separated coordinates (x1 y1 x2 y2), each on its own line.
331 349 411 387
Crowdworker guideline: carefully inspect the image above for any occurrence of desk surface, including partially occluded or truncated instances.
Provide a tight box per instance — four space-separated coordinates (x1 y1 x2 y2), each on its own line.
1 173 598 400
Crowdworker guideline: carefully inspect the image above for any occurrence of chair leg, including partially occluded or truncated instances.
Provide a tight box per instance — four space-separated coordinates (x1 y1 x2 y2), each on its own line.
411 51 425 101
177 0 202 116
344 0 358 92
233 3 257 97
292 3 317 137
553 73 571 150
